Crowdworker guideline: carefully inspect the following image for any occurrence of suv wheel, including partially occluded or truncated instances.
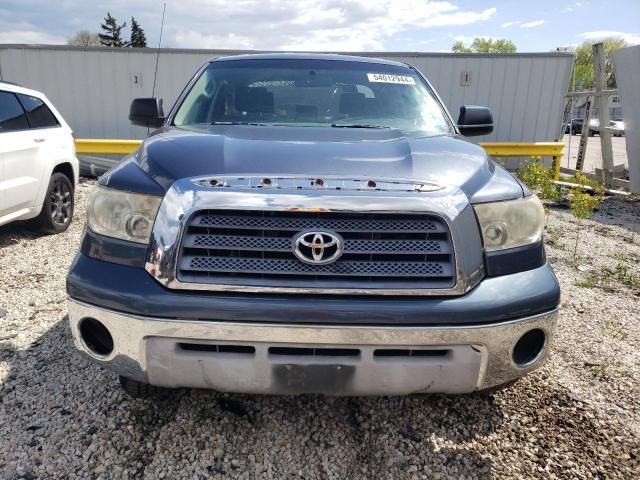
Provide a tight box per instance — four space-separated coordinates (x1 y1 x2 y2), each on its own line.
33 172 74 234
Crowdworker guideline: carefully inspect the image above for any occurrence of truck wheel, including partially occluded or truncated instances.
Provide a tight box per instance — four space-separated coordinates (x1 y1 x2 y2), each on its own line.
32 172 74 234
119 376 173 399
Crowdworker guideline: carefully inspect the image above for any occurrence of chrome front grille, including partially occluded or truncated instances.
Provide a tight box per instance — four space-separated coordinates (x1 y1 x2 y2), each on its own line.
176 210 456 292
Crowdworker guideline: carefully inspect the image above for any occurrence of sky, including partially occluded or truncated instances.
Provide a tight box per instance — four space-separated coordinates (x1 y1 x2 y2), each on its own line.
0 0 638 52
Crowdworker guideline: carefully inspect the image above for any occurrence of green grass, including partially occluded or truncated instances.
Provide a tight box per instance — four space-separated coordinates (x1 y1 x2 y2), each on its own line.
614 257 640 289
591 363 609 377
575 278 594 288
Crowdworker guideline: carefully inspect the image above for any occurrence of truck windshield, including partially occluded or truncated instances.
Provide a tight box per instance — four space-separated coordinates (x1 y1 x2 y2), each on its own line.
173 59 453 137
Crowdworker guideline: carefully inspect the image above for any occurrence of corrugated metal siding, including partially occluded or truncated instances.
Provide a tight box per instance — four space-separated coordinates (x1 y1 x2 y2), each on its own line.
0 45 573 142
612 45 640 193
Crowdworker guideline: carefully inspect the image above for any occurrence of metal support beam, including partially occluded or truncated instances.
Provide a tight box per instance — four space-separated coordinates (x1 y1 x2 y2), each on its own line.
575 95 592 171
564 88 618 97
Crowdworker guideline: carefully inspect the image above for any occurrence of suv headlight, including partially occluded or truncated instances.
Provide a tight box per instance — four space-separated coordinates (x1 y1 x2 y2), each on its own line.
473 195 545 252
87 186 162 244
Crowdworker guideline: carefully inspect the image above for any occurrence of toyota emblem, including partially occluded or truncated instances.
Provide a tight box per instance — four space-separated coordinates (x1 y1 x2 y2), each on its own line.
293 230 343 265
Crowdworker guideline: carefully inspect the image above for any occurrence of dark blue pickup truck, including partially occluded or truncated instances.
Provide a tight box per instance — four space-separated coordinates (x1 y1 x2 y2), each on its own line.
67 54 559 397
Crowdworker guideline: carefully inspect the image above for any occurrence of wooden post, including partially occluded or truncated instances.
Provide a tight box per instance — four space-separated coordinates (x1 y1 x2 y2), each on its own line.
593 42 614 185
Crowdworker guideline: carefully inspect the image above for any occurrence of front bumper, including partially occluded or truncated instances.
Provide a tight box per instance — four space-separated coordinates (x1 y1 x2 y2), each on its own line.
67 253 560 326
68 299 557 395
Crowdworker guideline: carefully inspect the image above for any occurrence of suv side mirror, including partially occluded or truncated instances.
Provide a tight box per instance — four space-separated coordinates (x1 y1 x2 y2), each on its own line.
457 105 493 137
129 98 165 128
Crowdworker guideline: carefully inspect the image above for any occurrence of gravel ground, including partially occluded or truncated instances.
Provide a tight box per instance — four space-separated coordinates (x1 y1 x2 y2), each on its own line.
1 179 639 479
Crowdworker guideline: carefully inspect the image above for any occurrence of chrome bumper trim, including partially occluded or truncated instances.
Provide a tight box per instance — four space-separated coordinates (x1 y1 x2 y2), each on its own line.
68 298 557 394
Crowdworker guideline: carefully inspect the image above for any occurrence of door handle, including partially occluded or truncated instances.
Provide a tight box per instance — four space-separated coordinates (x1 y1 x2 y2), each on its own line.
33 138 46 143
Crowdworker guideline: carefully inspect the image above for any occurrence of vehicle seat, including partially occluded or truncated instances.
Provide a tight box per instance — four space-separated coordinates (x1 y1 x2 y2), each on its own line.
338 92 368 117
235 87 275 116
295 104 318 120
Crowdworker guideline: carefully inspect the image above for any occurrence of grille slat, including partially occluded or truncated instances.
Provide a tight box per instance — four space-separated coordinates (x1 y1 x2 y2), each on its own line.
181 255 452 277
183 234 450 255
177 210 456 291
192 213 446 233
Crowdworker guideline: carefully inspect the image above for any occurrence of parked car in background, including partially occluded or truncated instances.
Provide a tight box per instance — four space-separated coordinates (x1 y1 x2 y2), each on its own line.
610 119 625 137
586 118 624 137
564 117 583 135
0 81 78 232
67 54 560 398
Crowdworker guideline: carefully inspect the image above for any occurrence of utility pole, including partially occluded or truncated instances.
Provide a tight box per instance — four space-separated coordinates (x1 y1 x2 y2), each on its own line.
593 42 614 185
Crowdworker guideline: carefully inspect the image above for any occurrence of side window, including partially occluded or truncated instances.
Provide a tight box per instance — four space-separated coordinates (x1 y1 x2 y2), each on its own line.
17 93 60 128
0 90 29 132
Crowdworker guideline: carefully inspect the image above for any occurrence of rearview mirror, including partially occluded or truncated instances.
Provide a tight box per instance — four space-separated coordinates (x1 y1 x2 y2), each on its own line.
457 105 493 137
129 98 165 128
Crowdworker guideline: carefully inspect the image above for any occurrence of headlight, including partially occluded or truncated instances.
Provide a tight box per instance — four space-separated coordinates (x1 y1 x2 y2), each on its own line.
87 186 162 244
473 195 544 252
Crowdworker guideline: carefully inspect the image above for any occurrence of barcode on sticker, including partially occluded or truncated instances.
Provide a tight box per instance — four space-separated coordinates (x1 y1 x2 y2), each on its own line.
367 73 416 85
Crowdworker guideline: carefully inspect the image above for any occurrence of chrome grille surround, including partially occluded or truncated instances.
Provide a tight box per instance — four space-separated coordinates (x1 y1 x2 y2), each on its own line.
178 210 456 289
144 176 485 295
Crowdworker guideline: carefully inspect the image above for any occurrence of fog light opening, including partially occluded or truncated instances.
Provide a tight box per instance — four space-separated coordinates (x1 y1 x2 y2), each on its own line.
79 318 114 357
512 329 545 367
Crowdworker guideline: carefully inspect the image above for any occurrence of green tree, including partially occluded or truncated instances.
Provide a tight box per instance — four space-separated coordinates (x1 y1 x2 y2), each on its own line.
452 38 517 53
67 30 101 47
129 17 147 48
517 158 562 201
99 12 127 47
571 38 627 90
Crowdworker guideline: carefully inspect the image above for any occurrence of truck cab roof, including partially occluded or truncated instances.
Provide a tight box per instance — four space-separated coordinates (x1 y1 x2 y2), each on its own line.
209 52 410 68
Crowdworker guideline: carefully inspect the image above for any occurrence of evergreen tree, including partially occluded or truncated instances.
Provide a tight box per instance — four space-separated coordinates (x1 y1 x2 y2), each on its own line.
99 12 127 47
129 17 148 48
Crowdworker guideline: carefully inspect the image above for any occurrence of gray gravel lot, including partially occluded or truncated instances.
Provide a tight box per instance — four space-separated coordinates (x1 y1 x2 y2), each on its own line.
0 179 639 479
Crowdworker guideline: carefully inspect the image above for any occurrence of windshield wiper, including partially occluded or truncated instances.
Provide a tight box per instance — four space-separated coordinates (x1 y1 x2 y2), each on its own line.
330 123 388 129
211 121 267 126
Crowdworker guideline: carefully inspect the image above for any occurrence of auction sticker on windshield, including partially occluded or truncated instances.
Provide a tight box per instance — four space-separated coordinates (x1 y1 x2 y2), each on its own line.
367 73 416 85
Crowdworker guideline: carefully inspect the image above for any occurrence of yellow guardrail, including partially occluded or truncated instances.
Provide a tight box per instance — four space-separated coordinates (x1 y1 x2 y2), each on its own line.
75 139 143 155
479 142 564 158
480 142 564 179
75 139 565 177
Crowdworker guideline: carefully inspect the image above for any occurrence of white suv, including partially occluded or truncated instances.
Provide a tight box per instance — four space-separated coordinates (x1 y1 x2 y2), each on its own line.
0 81 78 233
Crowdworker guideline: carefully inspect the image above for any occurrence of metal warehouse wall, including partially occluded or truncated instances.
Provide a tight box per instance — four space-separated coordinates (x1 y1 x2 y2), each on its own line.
0 45 573 142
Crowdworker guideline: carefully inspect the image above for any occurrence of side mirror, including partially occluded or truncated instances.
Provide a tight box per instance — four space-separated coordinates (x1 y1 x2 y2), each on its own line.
129 98 165 128
457 105 493 137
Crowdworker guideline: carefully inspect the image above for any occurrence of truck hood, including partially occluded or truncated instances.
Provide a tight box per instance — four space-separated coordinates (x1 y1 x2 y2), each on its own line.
104 125 524 202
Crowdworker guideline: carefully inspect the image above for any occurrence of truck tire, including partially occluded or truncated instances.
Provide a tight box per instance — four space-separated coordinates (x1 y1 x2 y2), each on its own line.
32 172 74 234
119 376 173 399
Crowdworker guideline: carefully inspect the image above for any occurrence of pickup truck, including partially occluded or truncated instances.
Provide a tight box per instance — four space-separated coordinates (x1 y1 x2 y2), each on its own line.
66 54 560 398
